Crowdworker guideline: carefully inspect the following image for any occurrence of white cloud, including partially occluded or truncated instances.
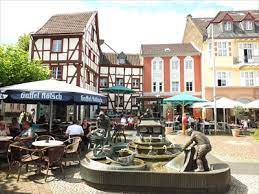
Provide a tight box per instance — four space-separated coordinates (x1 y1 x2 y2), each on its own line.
0 0 258 53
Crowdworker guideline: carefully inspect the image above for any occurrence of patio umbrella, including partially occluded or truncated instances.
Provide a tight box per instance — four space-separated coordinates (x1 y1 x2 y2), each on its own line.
0 79 106 131
209 97 244 130
163 93 207 134
102 85 135 111
246 99 259 109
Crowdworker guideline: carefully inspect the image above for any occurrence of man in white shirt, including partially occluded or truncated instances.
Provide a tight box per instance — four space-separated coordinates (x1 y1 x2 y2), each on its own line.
66 120 84 137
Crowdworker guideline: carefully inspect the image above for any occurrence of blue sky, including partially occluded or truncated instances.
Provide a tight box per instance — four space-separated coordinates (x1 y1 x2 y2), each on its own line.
0 0 258 52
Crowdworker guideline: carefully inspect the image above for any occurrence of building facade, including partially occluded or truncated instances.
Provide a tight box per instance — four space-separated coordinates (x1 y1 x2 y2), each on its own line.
30 12 101 119
141 44 202 98
183 10 259 103
99 52 143 114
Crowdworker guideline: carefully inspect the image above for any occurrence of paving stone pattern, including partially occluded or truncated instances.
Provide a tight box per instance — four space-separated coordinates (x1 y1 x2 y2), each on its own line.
0 134 259 194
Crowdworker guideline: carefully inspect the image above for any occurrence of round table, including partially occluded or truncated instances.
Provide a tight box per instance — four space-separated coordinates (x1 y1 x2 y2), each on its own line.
0 136 13 141
32 140 63 147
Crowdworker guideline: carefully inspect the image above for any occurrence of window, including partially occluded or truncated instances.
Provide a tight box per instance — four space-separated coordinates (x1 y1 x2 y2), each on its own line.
17 104 20 111
241 72 254 86
91 26 94 41
224 21 232 31
218 42 228 56
171 60 179 70
243 43 253 63
93 54 96 63
171 81 179 92
208 43 213 66
153 82 157 92
115 96 124 107
152 57 163 93
51 39 62 52
51 66 62 80
116 78 123 86
217 72 231 86
88 49 92 59
244 21 253 30
132 78 140 89
10 104 14 110
185 59 193 70
93 74 97 87
159 82 163 92
131 96 137 105
185 82 193 92
87 71 90 84
100 77 108 87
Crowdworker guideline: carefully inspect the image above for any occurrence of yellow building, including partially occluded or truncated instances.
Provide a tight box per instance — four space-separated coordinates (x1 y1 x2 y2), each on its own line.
183 10 259 120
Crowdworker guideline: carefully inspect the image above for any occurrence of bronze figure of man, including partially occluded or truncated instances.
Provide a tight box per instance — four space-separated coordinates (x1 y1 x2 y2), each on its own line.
182 128 212 172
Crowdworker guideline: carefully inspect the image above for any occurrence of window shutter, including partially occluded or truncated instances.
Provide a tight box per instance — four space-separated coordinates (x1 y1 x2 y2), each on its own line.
240 72 245 86
228 42 232 56
214 42 218 56
255 71 259 86
227 72 232 86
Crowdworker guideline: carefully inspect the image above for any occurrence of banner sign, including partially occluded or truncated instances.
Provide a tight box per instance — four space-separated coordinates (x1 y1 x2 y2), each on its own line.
10 91 72 101
76 94 106 104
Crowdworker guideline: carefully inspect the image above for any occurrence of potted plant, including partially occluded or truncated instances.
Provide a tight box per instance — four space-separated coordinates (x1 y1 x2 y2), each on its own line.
232 106 249 137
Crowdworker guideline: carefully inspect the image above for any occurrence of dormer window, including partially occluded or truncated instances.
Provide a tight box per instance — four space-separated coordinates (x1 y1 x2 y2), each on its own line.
244 20 253 30
117 52 127 65
224 21 232 31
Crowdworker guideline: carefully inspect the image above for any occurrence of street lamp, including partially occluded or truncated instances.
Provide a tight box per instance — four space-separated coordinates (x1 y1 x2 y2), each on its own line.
211 23 217 133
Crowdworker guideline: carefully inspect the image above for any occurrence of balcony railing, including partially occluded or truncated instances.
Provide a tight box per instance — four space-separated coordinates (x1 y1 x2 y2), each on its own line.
234 56 259 65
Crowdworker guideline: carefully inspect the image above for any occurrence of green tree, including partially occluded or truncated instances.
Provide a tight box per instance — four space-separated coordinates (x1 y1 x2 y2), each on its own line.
0 45 49 87
17 34 30 52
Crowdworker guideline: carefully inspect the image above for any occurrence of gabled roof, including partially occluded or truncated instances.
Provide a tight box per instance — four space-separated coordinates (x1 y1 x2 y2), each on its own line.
100 53 141 66
211 10 259 23
191 17 213 37
141 43 200 57
34 12 95 35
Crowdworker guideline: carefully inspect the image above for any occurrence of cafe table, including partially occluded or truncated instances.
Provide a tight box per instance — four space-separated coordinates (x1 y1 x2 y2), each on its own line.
0 136 13 141
32 140 64 147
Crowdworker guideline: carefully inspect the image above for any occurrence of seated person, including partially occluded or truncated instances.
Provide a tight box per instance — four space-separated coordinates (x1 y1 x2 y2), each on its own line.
0 121 10 136
120 115 127 125
9 117 21 138
128 116 135 127
66 120 84 137
14 121 36 146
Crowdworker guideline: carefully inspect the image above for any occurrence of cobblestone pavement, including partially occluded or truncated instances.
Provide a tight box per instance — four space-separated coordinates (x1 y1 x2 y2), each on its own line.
0 134 259 194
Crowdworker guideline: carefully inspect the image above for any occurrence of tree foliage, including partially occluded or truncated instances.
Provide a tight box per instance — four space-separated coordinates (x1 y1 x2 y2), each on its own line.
0 45 49 87
17 34 30 52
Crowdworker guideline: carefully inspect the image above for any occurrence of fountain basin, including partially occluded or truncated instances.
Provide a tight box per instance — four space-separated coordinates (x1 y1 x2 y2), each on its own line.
80 153 230 194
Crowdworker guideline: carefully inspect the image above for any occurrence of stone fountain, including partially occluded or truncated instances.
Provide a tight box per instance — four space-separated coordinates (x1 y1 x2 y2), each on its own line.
80 119 231 194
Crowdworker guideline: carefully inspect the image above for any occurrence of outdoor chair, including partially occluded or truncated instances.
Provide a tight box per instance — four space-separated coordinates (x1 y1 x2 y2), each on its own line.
42 145 65 181
0 140 12 163
63 137 81 166
6 143 43 181
35 135 55 141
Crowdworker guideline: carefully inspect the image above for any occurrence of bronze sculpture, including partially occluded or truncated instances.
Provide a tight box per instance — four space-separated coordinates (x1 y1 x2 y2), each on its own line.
182 128 211 172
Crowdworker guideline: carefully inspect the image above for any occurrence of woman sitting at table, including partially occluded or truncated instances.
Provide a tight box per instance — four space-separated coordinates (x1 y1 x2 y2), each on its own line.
0 121 10 136
14 121 36 146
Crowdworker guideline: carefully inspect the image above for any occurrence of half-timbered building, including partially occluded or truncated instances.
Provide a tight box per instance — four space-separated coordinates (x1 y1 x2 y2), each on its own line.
99 52 143 114
30 12 100 119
